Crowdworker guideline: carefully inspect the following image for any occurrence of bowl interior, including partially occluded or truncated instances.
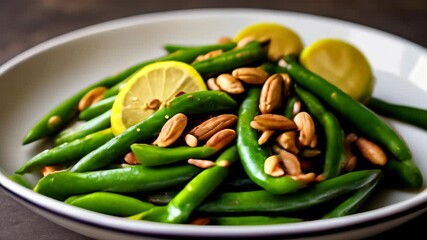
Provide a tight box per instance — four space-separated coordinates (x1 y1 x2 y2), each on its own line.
0 8 426 238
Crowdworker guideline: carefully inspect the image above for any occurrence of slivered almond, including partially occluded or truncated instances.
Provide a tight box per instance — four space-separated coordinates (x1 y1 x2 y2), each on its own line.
254 114 297 131
205 129 236 150
355 137 387 166
48 115 61 128
276 131 299 154
188 159 216 169
124 152 140 165
259 74 283 114
78 86 107 111
216 74 245 94
264 155 285 177
41 165 65 176
236 36 257 48
293 112 316 147
207 77 221 90
232 67 269 85
258 130 275 145
189 114 237 141
273 145 302 176
193 49 223 63
184 134 198 147
154 113 187 147
290 172 316 183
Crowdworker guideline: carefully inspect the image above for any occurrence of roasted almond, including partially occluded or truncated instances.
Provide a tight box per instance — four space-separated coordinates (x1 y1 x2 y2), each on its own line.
232 67 269 85
154 113 187 147
355 137 387 166
254 114 297 131
205 129 236 150
216 73 245 94
264 155 285 177
293 112 316 147
189 114 238 141
276 131 299 154
78 86 107 111
207 77 221 90
258 130 275 145
273 145 302 176
259 74 283 114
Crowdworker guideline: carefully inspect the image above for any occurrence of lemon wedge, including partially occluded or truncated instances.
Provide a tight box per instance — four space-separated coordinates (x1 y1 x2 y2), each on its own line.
111 61 206 135
300 38 374 103
234 22 304 62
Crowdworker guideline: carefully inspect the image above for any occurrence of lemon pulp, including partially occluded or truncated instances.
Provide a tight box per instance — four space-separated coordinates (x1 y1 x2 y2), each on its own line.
111 61 206 135
300 38 374 103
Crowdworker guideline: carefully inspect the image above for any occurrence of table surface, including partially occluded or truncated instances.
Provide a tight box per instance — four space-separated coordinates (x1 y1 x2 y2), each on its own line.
1 0 426 239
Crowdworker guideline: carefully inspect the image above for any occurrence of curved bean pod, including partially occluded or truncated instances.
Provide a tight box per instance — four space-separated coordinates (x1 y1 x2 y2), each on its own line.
237 87 306 195
131 144 217 166
321 172 382 218
54 109 111 146
295 85 346 179
65 192 155 217
192 41 267 78
16 128 114 174
163 42 236 54
198 169 382 214
130 145 239 223
34 163 200 201
366 97 427 131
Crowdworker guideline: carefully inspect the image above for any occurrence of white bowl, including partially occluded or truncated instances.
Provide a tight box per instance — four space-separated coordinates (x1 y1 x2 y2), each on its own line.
1 8 427 240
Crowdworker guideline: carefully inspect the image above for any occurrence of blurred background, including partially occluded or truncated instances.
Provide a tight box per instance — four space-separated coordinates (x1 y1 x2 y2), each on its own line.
1 0 426 239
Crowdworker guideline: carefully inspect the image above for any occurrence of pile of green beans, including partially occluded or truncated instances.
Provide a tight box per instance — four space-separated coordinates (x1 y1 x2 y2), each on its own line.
14 36 426 226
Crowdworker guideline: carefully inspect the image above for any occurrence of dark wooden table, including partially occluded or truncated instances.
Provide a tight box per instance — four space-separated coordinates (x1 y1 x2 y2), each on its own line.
1 0 426 239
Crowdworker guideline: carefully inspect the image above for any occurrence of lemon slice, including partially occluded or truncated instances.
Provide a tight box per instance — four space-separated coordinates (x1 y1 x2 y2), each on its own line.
234 22 304 62
300 38 374 103
111 61 206 135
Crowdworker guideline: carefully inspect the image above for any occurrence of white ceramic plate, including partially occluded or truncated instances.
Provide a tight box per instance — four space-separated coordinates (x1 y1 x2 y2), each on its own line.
1 8 427 240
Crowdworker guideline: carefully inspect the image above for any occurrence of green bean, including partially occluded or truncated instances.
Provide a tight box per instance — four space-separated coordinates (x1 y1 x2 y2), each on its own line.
130 144 218 166
23 43 237 145
65 192 155 217
321 172 382 218
197 169 382 214
34 163 201 201
103 42 242 98
208 216 303 225
384 157 423 189
284 56 423 189
366 97 427 131
79 95 116 121
142 190 179 206
8 174 33 189
295 85 346 179
130 145 240 223
192 41 267 77
237 87 306 195
70 91 237 172
163 42 236 54
16 129 114 174
142 175 260 206
54 110 111 146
